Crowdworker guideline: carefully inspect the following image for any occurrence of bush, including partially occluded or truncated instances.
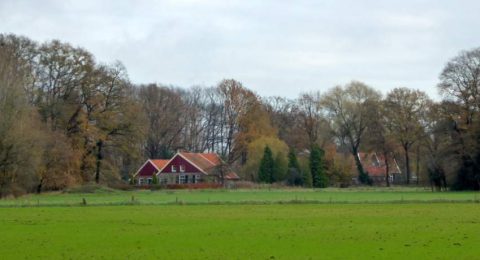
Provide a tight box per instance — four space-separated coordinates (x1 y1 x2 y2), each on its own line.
0 183 27 198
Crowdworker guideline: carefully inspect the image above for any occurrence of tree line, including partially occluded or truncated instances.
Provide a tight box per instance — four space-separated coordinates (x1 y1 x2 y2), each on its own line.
1 33 479 197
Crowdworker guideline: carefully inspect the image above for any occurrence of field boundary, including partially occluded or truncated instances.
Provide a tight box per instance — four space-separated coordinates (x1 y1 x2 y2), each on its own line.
1 198 479 208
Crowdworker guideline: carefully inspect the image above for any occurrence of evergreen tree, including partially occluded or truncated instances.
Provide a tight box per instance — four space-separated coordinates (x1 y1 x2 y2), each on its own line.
286 148 303 186
288 148 300 170
310 146 328 188
259 146 275 183
273 152 287 182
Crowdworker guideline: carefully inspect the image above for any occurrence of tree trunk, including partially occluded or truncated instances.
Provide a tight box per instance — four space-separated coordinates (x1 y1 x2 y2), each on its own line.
36 178 44 194
416 146 420 185
95 140 103 184
404 145 410 185
352 148 366 182
384 152 390 187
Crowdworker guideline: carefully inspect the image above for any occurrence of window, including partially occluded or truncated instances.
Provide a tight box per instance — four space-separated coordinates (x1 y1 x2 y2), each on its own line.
180 165 185 172
193 175 201 184
147 178 152 184
138 178 144 185
179 175 186 184
171 165 177 172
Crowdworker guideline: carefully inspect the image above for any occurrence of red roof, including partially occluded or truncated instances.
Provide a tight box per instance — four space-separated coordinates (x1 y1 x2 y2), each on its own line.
356 152 401 177
151 159 169 170
365 166 387 177
225 172 240 180
136 152 239 180
199 153 222 165
177 152 239 179
179 152 222 173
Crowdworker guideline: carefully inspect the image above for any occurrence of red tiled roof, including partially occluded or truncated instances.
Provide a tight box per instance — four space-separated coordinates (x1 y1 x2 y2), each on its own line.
180 152 218 173
225 172 240 180
151 159 169 170
352 152 401 177
365 166 387 177
178 152 239 179
200 153 222 165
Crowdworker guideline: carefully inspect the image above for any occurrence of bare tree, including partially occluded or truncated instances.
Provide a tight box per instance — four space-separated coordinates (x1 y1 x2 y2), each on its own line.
216 79 257 163
384 88 431 185
296 92 331 149
438 47 480 125
138 84 186 159
322 81 381 184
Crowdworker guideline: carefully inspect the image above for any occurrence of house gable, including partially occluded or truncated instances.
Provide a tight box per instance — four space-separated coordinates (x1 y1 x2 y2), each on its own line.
134 160 159 177
159 154 205 174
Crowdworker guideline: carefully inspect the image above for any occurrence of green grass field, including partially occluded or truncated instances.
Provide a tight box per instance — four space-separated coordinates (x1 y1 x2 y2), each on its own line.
1 187 479 206
1 188 479 259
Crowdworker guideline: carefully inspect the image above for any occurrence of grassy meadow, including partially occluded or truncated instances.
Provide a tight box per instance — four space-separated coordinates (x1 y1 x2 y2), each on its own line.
0 188 479 259
0 187 479 207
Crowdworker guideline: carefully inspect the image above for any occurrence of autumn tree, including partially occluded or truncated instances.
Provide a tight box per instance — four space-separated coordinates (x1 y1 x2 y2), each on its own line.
264 97 300 149
216 79 258 163
322 81 381 184
438 47 480 125
365 101 398 187
383 88 431 184
0 35 41 197
89 63 146 183
422 102 455 191
236 98 277 165
138 84 186 159
297 92 331 149
437 47 480 190
243 136 288 181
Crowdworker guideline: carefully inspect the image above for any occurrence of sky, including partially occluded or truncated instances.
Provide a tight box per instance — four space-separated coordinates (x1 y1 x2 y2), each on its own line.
1 0 479 99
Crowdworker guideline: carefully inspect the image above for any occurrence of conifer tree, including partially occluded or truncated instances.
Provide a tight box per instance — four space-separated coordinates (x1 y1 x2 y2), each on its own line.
259 146 275 183
286 148 303 186
273 152 287 182
310 145 328 188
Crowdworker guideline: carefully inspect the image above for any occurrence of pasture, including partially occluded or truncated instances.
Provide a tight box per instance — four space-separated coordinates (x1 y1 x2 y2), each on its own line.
0 188 479 259
0 187 479 206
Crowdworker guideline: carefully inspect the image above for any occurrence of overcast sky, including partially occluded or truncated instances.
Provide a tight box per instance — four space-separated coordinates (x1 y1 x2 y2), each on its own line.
1 0 479 99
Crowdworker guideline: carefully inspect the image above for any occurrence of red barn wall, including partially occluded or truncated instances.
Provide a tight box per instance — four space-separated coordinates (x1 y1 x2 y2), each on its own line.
137 161 158 177
161 155 202 174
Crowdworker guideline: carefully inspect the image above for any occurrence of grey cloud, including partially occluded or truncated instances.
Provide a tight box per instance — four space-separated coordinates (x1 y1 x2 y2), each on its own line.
1 0 480 99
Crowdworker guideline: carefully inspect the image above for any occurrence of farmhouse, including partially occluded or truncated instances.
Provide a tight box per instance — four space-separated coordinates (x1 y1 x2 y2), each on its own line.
356 152 403 184
133 152 239 186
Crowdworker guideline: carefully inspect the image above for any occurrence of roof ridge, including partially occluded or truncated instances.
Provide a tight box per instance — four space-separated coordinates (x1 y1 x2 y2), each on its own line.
198 153 216 165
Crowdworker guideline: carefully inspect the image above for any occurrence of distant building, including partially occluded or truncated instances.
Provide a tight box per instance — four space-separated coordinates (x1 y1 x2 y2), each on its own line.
354 152 403 185
133 151 239 186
